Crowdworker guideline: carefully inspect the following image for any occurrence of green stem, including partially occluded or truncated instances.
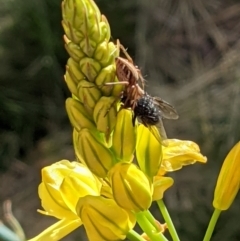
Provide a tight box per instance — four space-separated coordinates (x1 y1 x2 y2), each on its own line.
144 210 160 231
203 209 221 241
0 222 21 241
157 199 180 241
136 212 168 241
3 200 25 241
126 229 146 241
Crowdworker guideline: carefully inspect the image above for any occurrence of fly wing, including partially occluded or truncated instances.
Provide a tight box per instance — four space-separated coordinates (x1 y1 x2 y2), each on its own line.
147 119 169 147
153 97 179 120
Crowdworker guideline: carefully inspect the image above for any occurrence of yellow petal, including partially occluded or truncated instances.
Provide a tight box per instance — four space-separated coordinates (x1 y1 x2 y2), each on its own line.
152 176 174 201
39 182 76 219
28 218 82 241
213 142 240 210
160 139 207 173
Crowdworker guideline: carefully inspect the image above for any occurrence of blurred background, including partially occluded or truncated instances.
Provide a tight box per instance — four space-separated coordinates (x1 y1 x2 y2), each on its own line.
0 0 240 240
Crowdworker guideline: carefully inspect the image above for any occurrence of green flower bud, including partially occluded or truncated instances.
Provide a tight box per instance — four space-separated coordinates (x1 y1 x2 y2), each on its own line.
86 0 101 24
95 65 117 96
75 128 116 177
77 80 102 114
67 58 85 83
109 162 153 212
64 67 78 97
111 77 125 97
79 57 101 82
112 109 136 162
64 36 85 63
94 41 117 67
62 0 101 43
136 124 162 178
61 20 83 45
76 196 136 241
62 0 85 44
93 96 117 137
79 5 101 44
87 18 108 44
66 98 95 131
63 0 108 56
100 15 111 42
79 38 98 57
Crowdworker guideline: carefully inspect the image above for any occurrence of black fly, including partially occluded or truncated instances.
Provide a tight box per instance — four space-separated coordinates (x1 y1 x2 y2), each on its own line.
133 94 178 143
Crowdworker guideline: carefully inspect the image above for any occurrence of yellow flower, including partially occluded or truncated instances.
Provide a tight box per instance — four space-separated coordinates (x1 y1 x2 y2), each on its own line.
76 195 136 241
213 142 240 210
39 160 101 218
108 162 153 212
159 139 207 174
28 160 101 241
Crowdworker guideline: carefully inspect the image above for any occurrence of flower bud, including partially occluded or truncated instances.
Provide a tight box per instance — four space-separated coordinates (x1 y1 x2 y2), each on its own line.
213 142 240 210
72 0 103 56
93 96 117 137
77 80 101 113
94 41 117 67
112 109 136 162
136 124 162 178
64 36 85 63
75 128 116 177
159 139 207 173
95 65 118 96
100 15 111 42
152 176 174 201
79 38 98 57
67 58 85 83
79 57 101 82
109 162 153 212
39 160 101 219
110 78 125 97
64 67 78 97
76 196 136 241
62 0 101 46
61 19 83 45
66 97 95 131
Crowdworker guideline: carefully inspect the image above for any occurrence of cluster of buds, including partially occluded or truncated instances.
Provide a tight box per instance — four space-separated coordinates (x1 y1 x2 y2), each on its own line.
28 0 210 241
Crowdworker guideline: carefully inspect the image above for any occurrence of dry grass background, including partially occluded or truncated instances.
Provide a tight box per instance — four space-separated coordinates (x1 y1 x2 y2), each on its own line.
0 0 240 240
135 0 240 153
